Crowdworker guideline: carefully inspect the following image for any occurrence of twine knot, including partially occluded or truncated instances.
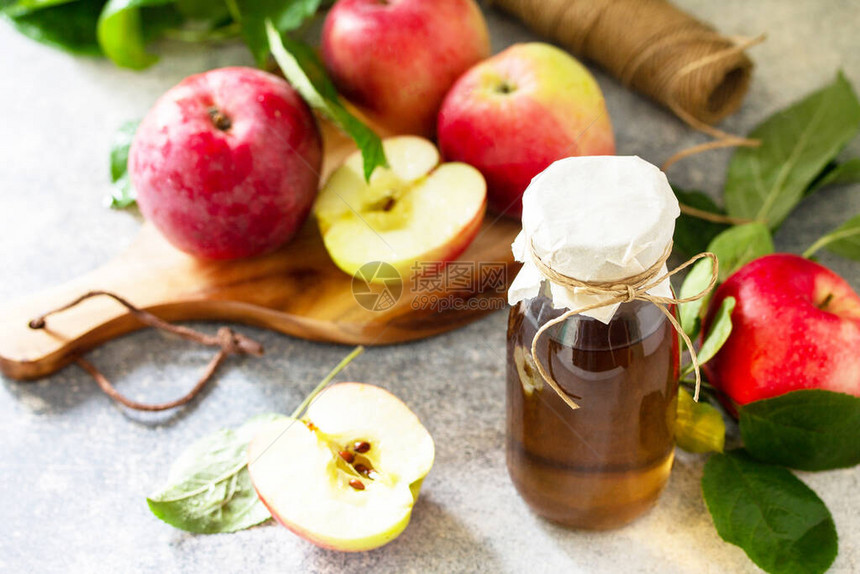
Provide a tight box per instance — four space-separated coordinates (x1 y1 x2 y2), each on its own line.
527 241 718 411
216 327 264 357
622 284 636 303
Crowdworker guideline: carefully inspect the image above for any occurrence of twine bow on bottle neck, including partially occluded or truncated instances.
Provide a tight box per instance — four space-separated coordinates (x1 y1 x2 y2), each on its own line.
528 241 718 411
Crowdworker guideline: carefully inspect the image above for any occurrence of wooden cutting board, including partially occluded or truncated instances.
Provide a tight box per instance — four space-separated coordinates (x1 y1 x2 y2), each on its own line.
0 121 521 381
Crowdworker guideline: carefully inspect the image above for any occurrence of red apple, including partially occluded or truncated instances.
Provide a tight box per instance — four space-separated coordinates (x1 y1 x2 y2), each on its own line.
129 67 322 259
702 253 860 412
437 42 616 218
321 0 490 137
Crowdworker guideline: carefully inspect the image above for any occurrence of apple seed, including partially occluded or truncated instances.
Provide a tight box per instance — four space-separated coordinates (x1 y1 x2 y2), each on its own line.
338 450 355 463
354 441 371 453
348 479 365 491
367 195 398 213
354 463 370 475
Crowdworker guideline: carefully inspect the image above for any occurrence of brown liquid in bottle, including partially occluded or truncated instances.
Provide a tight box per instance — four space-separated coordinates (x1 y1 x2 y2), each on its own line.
506 295 679 530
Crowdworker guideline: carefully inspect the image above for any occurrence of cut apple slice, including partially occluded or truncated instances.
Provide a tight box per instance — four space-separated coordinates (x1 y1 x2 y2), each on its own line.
315 136 487 280
514 345 543 396
247 383 435 552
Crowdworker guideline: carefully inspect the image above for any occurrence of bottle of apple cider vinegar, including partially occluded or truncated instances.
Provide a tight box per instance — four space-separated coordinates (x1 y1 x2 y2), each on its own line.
505 156 684 529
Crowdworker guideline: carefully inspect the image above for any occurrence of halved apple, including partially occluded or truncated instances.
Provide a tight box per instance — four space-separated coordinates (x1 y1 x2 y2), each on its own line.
247 383 435 552
314 136 487 280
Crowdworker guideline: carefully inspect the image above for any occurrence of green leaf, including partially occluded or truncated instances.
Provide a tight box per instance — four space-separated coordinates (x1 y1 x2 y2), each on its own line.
693 296 735 370
230 0 321 66
96 0 176 70
3 0 104 55
678 256 715 340
678 223 772 340
680 294 735 380
675 388 725 453
110 120 138 181
817 158 860 188
175 0 229 21
708 222 775 282
673 188 731 257
806 158 860 196
725 72 860 229
739 390 860 471
107 120 139 209
108 173 136 208
266 20 388 181
702 450 838 574
147 413 288 533
803 160 838 197
2 0 80 16
804 213 860 261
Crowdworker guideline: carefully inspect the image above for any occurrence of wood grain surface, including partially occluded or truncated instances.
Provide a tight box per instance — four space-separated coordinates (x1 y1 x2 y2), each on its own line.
0 121 521 381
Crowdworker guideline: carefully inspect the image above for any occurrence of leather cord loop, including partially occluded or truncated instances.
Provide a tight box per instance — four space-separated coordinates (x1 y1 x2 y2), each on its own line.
28 291 264 411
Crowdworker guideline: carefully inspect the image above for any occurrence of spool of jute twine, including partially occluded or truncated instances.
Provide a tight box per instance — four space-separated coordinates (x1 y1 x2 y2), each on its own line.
492 0 765 164
528 241 718 410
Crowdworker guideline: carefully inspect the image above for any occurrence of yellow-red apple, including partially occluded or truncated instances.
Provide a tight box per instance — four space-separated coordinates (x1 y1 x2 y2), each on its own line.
437 43 615 218
321 0 490 137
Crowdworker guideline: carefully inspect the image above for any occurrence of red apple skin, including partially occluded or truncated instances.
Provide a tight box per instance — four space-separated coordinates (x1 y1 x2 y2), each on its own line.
321 0 490 137
252 473 406 552
253 491 354 552
129 67 322 260
437 43 615 218
702 253 860 413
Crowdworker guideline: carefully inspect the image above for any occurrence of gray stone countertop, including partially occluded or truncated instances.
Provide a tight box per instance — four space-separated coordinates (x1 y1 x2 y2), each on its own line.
1 1 859 572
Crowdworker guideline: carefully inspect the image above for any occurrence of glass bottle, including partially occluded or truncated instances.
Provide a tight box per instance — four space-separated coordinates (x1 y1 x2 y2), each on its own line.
506 288 679 529
504 155 683 530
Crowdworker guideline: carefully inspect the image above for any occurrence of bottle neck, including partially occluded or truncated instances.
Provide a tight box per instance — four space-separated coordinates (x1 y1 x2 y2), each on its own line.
526 283 669 351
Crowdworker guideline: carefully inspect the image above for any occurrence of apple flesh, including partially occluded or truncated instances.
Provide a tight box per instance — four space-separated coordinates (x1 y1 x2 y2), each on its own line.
321 0 490 136
702 253 860 412
437 42 616 218
314 136 487 279
129 67 322 259
247 383 435 552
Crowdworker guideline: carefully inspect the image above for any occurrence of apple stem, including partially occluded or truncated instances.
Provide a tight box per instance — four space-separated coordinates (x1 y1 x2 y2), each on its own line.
817 293 834 311
802 236 832 259
208 107 232 131
290 346 365 419
679 203 753 225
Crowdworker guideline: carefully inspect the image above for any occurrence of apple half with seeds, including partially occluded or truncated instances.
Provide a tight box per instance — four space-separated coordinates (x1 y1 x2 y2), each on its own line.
247 383 435 551
314 136 487 279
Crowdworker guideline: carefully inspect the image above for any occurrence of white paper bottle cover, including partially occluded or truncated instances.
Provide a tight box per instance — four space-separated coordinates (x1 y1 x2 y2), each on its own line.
508 155 681 323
